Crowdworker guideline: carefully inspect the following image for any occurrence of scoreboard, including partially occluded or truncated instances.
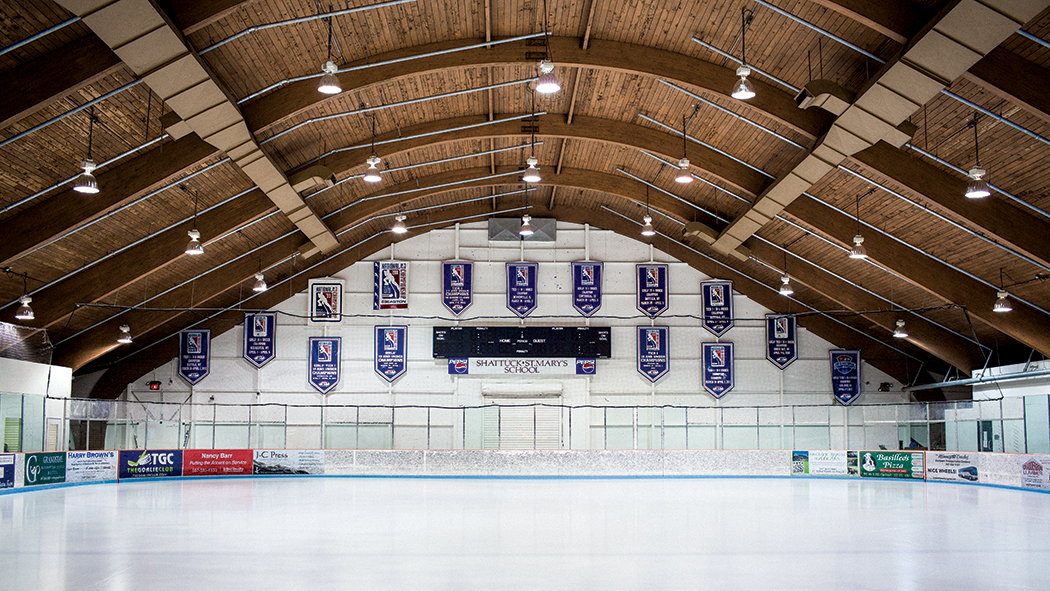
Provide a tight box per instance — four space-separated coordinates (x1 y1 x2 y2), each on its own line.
433 326 611 358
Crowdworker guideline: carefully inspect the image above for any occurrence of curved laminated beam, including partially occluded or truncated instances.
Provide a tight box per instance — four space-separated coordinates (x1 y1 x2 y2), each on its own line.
964 47 1050 126
806 0 924 44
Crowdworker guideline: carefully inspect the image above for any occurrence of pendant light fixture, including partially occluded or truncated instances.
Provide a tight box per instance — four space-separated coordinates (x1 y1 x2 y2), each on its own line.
13 271 33 321
730 8 756 100
74 108 100 194
641 185 655 236
535 0 560 94
363 114 382 183
675 113 693 184
317 13 341 95
117 324 133 344
184 187 204 255
519 214 534 236
779 251 793 295
522 90 541 183
965 113 990 199
392 214 408 234
993 268 1012 312
848 190 871 259
252 273 268 292
892 318 908 338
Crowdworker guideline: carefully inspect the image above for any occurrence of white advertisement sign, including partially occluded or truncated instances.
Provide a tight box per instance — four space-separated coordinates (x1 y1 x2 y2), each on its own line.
926 452 979 483
66 451 118 482
448 358 586 375
253 450 325 475
1020 455 1050 491
792 450 852 476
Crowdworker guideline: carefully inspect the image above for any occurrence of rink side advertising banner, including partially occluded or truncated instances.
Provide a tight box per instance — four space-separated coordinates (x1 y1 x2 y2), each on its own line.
441 261 473 316
309 336 341 394
636 264 668 317
447 357 597 375
830 349 862 406
1021 456 1050 491
178 329 210 385
118 450 183 479
243 312 277 368
253 450 326 475
790 450 856 477
23 452 65 486
926 452 979 483
506 262 539 317
0 454 13 489
765 314 797 369
65 451 118 483
571 261 603 317
701 342 734 398
637 326 669 382
183 450 252 476
374 261 409 310
375 325 408 383
859 451 924 480
701 280 734 336
309 278 343 322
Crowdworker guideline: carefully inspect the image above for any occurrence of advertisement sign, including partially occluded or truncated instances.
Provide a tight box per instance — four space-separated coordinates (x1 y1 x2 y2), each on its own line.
926 452 979 483
118 450 183 479
375 325 408 383
374 261 408 310
253 449 325 475
1021 456 1050 491
791 450 853 476
830 350 862 406
506 262 538 317
308 336 341 394
441 261 474 316
637 326 669 382
178 329 211 385
65 451 117 483
571 261 603 317
24 452 66 486
243 312 277 368
183 450 252 476
766 314 797 369
701 280 734 336
636 264 668 317
1 454 15 489
859 451 924 479
447 357 597 375
701 342 734 398
309 278 343 322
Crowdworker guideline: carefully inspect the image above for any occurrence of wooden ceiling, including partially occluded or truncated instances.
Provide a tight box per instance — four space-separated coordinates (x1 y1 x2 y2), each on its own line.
2 0 1050 399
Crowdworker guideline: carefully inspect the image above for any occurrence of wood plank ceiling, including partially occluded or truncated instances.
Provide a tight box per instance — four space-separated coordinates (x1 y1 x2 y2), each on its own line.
2 0 1049 399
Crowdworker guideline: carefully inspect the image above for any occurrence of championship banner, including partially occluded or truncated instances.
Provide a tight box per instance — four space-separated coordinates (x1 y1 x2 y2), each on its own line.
637 326 669 382
375 325 407 383
118 450 183 479
859 451 924 479
309 278 343 322
447 357 596 375
701 342 735 398
765 314 797 369
791 450 855 476
830 349 862 406
24 452 65 486
183 450 252 476
243 312 277 368
309 336 341 394
571 261 603 317
926 452 979 483
506 262 538 317
65 451 118 483
636 263 669 317
253 450 325 475
0 454 13 489
441 261 474 316
178 329 210 386
374 261 409 310
1021 456 1050 491
701 280 734 336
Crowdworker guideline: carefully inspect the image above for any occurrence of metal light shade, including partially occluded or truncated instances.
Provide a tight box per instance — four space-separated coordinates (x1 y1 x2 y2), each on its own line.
675 158 693 183
892 319 908 338
117 324 132 344
965 166 990 198
731 66 755 100
993 290 1012 312
317 61 341 94
779 275 793 296
519 214 534 236
253 273 268 292
536 59 560 94
185 229 204 255
364 154 382 183
74 159 99 194
641 215 655 236
14 295 33 321
522 164 541 183
848 234 867 259
392 214 408 234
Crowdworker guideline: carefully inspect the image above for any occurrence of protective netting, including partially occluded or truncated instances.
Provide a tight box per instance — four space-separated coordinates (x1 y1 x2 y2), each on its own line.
0 321 51 364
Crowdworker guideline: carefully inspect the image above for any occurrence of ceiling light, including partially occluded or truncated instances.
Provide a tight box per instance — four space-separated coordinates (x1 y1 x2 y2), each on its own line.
186 229 204 255
730 8 756 101
117 324 132 344
965 113 989 198
641 215 655 236
993 290 1012 313
779 275 793 296
519 214 534 236
892 318 908 338
675 158 693 184
849 234 867 259
536 60 560 94
74 159 99 194
253 273 268 292
14 294 33 321
522 156 541 183
392 214 408 234
364 154 382 183
318 60 341 94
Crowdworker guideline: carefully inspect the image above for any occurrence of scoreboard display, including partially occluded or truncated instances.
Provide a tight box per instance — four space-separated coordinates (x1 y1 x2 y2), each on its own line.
433 326 611 358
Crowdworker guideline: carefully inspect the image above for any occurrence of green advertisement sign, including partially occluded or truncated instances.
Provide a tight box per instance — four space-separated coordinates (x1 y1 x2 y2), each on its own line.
859 451 924 479
24 452 66 486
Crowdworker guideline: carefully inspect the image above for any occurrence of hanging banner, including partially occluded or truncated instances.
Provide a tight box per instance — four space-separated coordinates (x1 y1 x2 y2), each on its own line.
859 451 925 479
447 357 596 375
243 312 277 368
830 349 862 406
65 451 118 483
309 336 341 394
118 450 183 479
24 452 66 486
506 262 539 317
701 280 734 336
765 314 797 369
637 326 669 382
926 452 979 483
0 454 13 489
178 329 211 385
375 325 408 383
701 341 735 398
374 261 408 310
183 450 253 476
309 278 343 323
571 261 603 317
441 261 474 316
636 264 669 317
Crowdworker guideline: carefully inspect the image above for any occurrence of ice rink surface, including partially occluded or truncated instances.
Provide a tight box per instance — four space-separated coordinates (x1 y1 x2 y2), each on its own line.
2 476 1049 590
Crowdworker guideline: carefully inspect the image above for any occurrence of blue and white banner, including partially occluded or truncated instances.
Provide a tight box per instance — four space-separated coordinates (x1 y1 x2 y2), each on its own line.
830 349 862 406
701 280 734 336
375 325 407 383
447 357 596 375
571 261 603 317
506 262 538 317
243 312 277 368
0 454 14 489
637 325 669 382
441 261 474 316
309 337 341 394
178 329 210 385
374 261 409 310
309 278 343 323
702 342 735 398
765 314 797 370
118 450 182 479
636 264 669 317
